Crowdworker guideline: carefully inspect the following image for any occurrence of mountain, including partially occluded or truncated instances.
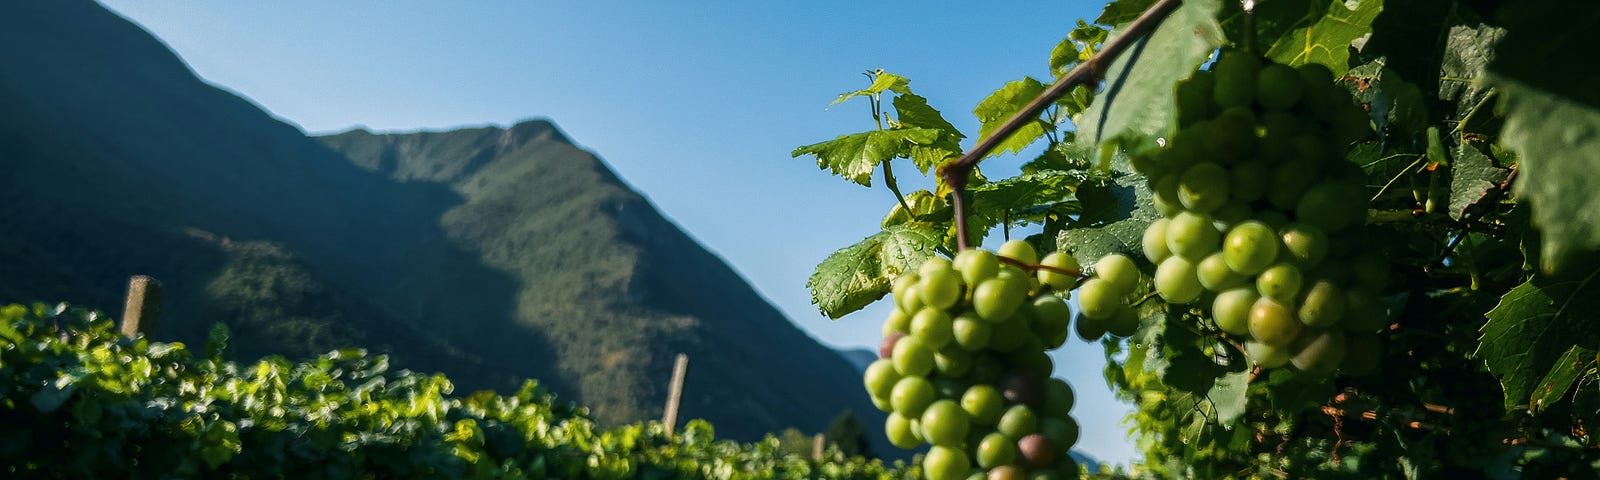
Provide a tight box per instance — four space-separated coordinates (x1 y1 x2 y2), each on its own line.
839 348 880 373
0 0 887 450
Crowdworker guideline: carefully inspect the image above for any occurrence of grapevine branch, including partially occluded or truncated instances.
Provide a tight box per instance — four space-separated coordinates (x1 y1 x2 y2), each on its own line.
938 0 1184 251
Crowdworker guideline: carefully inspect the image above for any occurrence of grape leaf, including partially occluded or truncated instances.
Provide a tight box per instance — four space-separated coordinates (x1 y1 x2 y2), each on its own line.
1476 261 1600 411
1488 77 1600 273
807 224 943 319
973 78 1050 158
1530 346 1597 415
1096 0 1157 27
828 71 911 107
1446 143 1506 220
791 128 941 186
881 190 951 228
1056 172 1158 266
1077 0 1223 149
893 93 965 173
1439 23 1503 125
1207 370 1251 425
1263 0 1384 76
967 171 1085 227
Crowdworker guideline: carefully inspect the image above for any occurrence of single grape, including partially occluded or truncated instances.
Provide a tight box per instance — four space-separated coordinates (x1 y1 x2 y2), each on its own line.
1155 255 1204 304
1074 312 1107 342
934 348 974 377
1175 70 1216 127
961 384 1005 425
985 314 1029 353
1166 211 1221 260
1143 218 1174 263
1279 223 1329 267
997 405 1041 438
864 359 902 404
1249 297 1303 347
1211 51 1260 109
912 308 956 349
883 308 912 336
1297 280 1346 328
970 354 1006 385
1197 252 1248 291
891 376 936 417
1179 162 1231 212
1295 183 1361 232
886 413 921 449
1267 160 1319 211
1006 344 1054 379
976 432 1019 469
1042 378 1075 416
893 335 936 377
879 332 905 359
920 400 971 447
973 274 1029 322
1245 340 1291 368
920 266 964 310
1291 329 1348 375
955 249 1002 288
1029 295 1072 349
1212 287 1259 336
988 466 1026 480
1036 252 1082 291
1075 278 1121 320
1212 201 1252 230
1017 434 1056 469
923 446 972 480
1229 160 1271 203
1039 416 1080 449
1256 63 1305 111
998 239 1040 265
1202 107 1259 162
1256 263 1304 303
1153 174 1184 217
952 313 992 351
1095 254 1141 293
1106 306 1140 337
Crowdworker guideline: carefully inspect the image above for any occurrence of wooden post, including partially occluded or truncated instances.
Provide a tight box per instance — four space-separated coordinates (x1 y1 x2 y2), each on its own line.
662 353 689 436
120 275 162 338
812 433 826 461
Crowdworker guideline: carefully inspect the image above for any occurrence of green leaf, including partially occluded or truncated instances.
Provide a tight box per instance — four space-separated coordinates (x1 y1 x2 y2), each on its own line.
1207 370 1250 425
791 128 941 186
1263 0 1384 76
1439 23 1504 124
807 224 943 319
1530 346 1597 415
1056 172 1159 266
1489 78 1600 273
829 71 911 107
893 93 965 173
973 78 1050 158
967 171 1084 227
1476 262 1600 411
882 190 951 228
1447 143 1507 220
1077 0 1224 149
1096 0 1157 27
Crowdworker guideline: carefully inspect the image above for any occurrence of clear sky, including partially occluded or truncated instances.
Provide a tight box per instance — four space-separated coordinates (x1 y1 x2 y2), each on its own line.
97 0 1137 465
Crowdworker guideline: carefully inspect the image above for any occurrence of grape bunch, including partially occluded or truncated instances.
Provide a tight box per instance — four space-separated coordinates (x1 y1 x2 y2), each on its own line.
865 240 1082 480
1084 52 1390 376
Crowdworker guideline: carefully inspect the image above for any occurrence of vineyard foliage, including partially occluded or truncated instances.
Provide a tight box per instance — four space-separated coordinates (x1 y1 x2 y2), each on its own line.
796 0 1600 477
0 304 912 479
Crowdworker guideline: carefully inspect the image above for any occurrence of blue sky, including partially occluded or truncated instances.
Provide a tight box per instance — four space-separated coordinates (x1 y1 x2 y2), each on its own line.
98 0 1136 465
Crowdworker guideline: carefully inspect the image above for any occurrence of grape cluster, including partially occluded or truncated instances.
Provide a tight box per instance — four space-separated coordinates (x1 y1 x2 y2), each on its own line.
1089 52 1389 376
865 240 1082 480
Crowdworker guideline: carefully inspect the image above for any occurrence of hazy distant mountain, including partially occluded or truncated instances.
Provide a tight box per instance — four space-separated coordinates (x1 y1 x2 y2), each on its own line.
838 348 880 373
0 0 887 451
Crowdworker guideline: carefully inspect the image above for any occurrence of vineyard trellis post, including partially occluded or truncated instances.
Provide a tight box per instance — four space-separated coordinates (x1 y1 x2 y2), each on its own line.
120 275 162 338
663 353 689 436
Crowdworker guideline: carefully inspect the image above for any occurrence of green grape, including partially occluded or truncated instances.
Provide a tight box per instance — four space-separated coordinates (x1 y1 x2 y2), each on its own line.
1291 329 1347 375
986 314 1029 352
1249 297 1303 347
1040 416 1080 449
1212 287 1259 336
1029 296 1071 349
1297 280 1346 328
1256 63 1305 111
1245 340 1291 368
1255 210 1290 230
891 376 937 417
883 308 912 336
1212 201 1252 230
1154 256 1204 304
1341 334 1381 376
1006 342 1054 378
1295 63 1338 116
920 266 964 310
998 239 1039 265
997 405 1040 438
1202 107 1258 162
1267 160 1319 211
1229 160 1270 203
934 348 974 377
1074 312 1107 342
924 446 972 480
1211 51 1260 109
970 354 1006 385
871 392 893 412
920 400 971 447
1036 252 1082 291
934 377 970 400
1075 278 1121 320
1178 162 1230 212
1166 211 1221 260
1224 222 1280 276
1197 252 1248 291
1153 174 1184 217
1295 183 1362 232
952 313 992 351
1094 254 1140 293
1256 263 1304 303
961 384 1005 425
973 274 1029 322
894 273 924 313
955 249 1002 288
976 432 1019 469
893 335 936 377
1143 218 1174 263
1175 70 1216 127
886 413 921 449
1342 288 1389 333
1042 378 1075 416
1279 223 1329 267
1106 306 1140 337
864 359 902 403
912 308 956 349
987 466 1026 480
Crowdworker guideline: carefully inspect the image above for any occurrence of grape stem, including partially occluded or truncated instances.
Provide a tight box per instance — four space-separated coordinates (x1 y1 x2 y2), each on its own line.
939 0 1185 250
997 256 1089 279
